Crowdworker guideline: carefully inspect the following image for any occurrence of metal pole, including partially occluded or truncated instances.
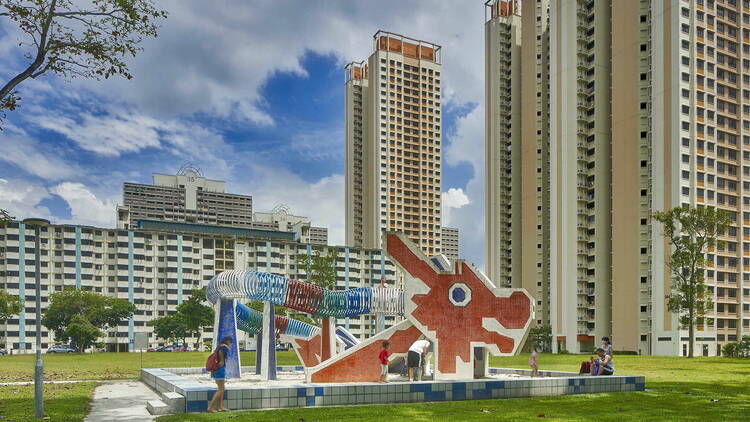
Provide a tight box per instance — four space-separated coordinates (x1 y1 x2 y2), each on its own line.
34 224 43 419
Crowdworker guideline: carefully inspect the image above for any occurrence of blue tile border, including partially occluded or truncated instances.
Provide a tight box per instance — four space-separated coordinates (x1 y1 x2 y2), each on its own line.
140 366 646 413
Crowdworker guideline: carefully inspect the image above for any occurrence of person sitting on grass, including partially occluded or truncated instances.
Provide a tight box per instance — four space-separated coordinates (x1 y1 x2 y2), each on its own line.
379 341 391 382
590 347 614 376
207 337 232 413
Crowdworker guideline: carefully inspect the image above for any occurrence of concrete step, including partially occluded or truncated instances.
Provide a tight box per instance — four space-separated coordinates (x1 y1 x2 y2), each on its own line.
147 399 170 415
161 391 185 412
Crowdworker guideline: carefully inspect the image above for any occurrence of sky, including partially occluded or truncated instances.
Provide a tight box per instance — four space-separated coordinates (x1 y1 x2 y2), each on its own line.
0 0 488 268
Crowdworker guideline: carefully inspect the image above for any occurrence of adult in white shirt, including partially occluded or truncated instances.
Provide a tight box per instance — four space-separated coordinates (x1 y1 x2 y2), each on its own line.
407 338 430 381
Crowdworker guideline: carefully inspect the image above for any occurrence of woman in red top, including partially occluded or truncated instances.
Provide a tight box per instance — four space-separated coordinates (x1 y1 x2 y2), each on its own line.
378 341 391 382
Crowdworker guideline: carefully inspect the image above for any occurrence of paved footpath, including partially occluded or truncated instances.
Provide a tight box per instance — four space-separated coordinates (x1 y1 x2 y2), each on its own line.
84 380 160 422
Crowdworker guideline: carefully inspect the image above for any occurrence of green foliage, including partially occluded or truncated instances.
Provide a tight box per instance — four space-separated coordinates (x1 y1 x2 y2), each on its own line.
64 315 103 351
148 289 213 347
653 205 730 358
528 325 552 352
41 288 135 352
175 288 214 347
0 208 13 225
0 0 168 127
148 314 190 345
246 300 317 328
296 246 337 290
721 336 750 358
0 289 23 324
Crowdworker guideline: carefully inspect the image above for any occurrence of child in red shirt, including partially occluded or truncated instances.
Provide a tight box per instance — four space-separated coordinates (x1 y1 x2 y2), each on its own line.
378 341 391 382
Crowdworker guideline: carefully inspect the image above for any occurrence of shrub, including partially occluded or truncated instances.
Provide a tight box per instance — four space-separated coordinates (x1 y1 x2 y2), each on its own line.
722 336 750 358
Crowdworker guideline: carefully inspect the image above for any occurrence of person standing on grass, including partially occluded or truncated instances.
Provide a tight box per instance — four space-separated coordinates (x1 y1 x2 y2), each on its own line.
379 341 392 382
600 337 613 356
528 347 539 377
207 337 232 413
407 337 430 382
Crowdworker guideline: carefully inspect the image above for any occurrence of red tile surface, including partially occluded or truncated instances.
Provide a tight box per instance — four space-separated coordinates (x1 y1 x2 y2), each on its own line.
310 323 422 383
386 234 532 375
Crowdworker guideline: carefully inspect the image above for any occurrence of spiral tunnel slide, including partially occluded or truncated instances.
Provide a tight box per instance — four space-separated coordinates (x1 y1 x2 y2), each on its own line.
207 270 404 367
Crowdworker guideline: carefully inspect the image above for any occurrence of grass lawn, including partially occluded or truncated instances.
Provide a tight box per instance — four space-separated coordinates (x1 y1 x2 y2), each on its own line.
0 350 301 382
154 354 750 422
3 352 749 421
0 382 97 422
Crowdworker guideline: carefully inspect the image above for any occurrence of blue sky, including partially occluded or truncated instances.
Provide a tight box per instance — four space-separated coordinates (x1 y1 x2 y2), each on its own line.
0 1 487 267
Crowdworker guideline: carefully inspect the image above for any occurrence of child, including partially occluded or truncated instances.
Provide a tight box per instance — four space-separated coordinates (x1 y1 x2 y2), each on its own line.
378 341 391 382
528 348 539 377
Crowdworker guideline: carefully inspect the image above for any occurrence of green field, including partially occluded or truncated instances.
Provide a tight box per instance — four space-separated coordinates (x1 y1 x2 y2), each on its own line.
0 382 97 422
0 350 301 382
157 354 750 422
2 352 749 421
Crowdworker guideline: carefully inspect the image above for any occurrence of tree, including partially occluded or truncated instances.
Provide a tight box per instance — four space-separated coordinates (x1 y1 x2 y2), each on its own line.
0 289 23 324
42 288 135 352
175 288 214 348
653 205 730 358
0 0 167 126
296 246 337 290
64 315 102 351
148 289 214 348
148 313 189 345
527 325 552 353
0 209 13 226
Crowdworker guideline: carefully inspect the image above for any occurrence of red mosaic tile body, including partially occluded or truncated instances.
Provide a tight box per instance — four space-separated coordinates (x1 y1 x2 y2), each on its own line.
293 333 322 367
386 234 531 375
309 324 422 383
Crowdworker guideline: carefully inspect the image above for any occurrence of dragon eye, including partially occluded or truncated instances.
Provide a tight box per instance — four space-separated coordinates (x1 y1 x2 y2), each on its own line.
448 283 472 307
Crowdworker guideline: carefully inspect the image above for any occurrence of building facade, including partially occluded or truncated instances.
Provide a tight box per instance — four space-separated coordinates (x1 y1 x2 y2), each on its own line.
252 206 328 245
440 226 460 260
118 166 253 230
345 31 444 255
485 0 552 328
0 220 398 353
486 0 750 356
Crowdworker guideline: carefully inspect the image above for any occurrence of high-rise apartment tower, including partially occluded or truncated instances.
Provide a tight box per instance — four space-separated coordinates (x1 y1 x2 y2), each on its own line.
485 0 552 327
118 166 253 230
345 31 443 255
486 0 750 356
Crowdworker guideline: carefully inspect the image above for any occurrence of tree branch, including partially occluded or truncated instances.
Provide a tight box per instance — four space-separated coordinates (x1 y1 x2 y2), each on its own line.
0 0 58 100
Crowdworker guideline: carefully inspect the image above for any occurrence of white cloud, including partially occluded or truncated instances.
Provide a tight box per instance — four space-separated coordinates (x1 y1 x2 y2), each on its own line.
442 105 486 268
1 0 492 266
234 166 345 246
0 178 53 221
50 182 117 228
3 1 485 124
445 105 484 170
442 187 470 228
24 109 233 176
442 187 470 210
0 133 81 180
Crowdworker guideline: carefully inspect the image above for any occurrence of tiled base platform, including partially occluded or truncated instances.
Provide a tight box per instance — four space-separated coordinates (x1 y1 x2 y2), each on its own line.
140 366 645 413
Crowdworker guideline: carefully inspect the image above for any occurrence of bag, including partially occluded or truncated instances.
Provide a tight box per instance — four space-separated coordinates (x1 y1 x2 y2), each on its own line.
579 361 591 374
205 348 220 372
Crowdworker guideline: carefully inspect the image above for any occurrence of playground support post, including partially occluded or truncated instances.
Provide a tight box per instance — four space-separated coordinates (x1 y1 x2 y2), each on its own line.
260 301 277 380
